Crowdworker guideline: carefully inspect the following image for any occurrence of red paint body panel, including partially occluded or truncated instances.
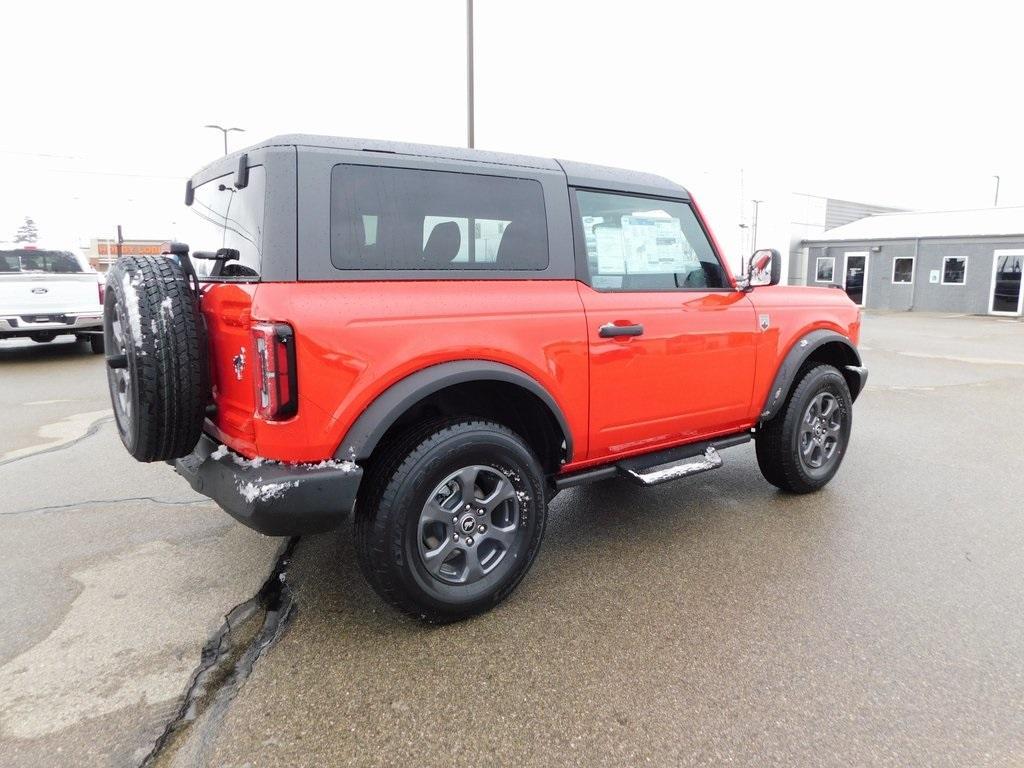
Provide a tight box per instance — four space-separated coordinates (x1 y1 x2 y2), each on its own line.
576 284 758 459
743 285 862 422
199 275 860 472
204 280 590 464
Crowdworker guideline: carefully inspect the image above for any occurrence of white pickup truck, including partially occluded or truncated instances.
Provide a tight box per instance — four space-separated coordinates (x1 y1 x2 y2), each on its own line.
0 245 105 353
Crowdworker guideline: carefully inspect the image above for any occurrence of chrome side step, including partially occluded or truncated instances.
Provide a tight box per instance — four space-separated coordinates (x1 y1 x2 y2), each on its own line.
552 432 749 491
619 446 723 486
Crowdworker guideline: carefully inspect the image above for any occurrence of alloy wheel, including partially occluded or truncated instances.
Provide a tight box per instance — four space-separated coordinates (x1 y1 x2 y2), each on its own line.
799 391 842 470
417 465 522 586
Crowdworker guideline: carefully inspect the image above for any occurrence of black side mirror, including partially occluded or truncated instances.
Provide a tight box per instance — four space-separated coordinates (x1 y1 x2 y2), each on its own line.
747 248 782 288
234 153 249 189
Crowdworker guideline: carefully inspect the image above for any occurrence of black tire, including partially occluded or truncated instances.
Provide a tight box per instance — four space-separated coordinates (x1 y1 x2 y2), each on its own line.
755 364 852 494
89 334 105 354
355 418 547 623
29 332 57 343
103 256 208 462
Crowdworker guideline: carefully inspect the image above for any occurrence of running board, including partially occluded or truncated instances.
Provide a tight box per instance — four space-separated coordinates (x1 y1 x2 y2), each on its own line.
620 446 723 486
553 432 749 491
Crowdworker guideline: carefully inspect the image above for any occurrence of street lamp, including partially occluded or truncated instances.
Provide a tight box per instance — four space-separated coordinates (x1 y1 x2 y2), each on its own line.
466 0 474 148
204 125 245 156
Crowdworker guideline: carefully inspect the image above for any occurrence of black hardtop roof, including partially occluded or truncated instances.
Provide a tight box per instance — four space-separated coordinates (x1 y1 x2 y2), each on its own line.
193 134 690 199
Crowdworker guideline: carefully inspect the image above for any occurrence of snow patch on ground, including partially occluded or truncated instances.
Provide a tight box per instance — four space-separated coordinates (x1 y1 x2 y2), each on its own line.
209 444 230 461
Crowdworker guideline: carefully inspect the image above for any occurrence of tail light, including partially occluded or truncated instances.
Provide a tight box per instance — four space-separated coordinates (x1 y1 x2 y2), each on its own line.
98 280 106 306
251 322 298 420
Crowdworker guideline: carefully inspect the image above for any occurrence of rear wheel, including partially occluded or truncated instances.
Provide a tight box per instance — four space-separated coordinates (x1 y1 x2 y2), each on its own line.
755 364 852 493
88 334 105 354
355 419 546 623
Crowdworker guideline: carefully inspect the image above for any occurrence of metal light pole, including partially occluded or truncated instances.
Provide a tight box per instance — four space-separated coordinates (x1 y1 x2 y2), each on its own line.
993 175 1001 207
751 200 763 251
466 0 475 148
204 125 246 156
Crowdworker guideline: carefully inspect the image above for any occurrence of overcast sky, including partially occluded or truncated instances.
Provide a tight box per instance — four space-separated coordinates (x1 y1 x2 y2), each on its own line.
2 0 1021 266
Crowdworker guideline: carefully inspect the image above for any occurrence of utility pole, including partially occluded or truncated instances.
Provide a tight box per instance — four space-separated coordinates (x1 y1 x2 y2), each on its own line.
751 200 763 252
204 125 246 156
466 0 475 148
993 175 1001 207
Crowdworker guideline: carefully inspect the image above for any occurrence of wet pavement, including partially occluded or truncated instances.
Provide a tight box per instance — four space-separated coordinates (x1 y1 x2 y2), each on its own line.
2 313 1024 767
0 337 281 768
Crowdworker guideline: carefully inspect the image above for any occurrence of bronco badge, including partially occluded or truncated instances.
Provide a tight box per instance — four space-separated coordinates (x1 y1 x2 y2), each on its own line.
232 348 246 380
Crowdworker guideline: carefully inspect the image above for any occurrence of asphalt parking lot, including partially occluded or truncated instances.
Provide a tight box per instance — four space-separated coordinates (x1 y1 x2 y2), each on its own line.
1 312 1023 767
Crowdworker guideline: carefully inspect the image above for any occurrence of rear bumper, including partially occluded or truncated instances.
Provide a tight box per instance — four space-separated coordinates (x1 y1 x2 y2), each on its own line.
0 312 103 336
172 434 363 536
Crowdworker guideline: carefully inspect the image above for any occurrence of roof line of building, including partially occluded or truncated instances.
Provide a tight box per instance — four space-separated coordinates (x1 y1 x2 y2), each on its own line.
804 232 1024 245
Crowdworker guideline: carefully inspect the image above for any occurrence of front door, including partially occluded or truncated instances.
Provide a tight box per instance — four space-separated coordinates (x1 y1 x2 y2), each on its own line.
572 189 759 461
990 249 1024 316
843 252 868 307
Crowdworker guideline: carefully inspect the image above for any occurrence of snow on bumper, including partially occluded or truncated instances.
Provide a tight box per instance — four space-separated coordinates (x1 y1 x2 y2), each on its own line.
172 434 363 536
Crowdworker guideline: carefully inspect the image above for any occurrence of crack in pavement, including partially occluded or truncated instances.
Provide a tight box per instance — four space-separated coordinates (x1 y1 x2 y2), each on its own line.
140 537 300 768
0 413 114 467
2 496 210 517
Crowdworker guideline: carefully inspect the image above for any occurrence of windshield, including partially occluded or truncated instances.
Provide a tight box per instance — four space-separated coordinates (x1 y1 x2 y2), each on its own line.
180 166 266 278
0 249 84 274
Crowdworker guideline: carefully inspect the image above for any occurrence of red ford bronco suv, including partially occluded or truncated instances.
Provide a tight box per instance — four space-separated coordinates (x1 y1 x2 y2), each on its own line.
103 135 866 622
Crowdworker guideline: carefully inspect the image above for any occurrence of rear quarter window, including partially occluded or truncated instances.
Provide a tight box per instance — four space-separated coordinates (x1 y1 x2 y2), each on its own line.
330 165 548 272
181 166 266 278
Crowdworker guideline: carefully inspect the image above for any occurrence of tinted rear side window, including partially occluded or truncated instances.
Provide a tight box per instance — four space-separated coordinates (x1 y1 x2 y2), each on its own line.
330 165 548 271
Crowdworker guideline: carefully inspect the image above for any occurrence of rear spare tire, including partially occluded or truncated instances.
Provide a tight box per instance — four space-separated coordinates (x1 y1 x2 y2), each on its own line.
103 256 209 462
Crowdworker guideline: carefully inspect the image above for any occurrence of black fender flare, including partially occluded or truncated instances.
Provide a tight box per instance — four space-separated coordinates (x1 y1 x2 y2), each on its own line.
759 330 866 423
335 360 573 462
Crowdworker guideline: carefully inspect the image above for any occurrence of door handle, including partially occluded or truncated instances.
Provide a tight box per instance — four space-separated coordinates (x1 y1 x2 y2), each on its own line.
599 322 644 338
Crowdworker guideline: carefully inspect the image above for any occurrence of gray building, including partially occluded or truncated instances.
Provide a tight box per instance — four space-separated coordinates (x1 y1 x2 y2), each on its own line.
787 194 905 285
803 207 1024 317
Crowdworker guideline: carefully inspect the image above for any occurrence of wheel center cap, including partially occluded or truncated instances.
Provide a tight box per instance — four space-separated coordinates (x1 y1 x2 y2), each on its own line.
460 514 477 534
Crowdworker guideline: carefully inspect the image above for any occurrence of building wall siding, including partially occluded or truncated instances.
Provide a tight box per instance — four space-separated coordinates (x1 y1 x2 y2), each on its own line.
824 200 905 231
805 236 1024 315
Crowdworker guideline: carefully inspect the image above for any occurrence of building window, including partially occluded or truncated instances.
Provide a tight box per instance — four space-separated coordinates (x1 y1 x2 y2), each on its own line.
815 256 835 282
942 256 967 285
892 257 914 284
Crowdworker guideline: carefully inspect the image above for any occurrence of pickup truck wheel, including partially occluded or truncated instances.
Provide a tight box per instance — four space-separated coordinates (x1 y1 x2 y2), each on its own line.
755 364 852 494
354 419 546 623
88 334 105 354
103 256 208 462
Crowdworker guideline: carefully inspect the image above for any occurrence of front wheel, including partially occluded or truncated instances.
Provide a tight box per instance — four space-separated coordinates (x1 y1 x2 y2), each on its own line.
355 419 547 623
755 364 853 493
